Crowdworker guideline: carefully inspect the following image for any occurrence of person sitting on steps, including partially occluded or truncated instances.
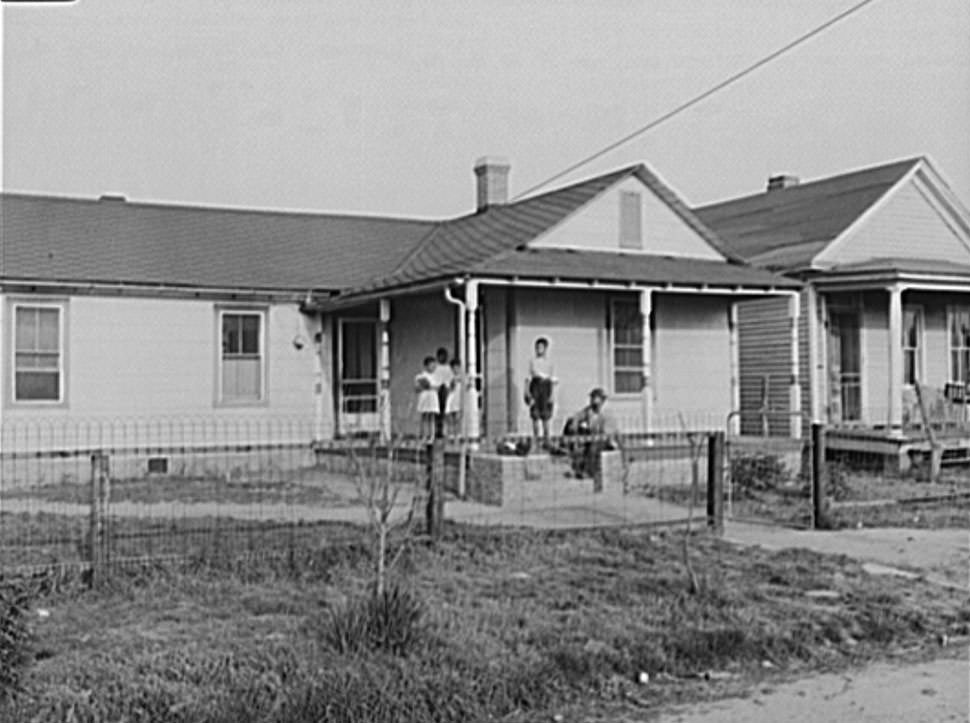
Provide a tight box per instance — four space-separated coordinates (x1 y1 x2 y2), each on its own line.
563 388 617 479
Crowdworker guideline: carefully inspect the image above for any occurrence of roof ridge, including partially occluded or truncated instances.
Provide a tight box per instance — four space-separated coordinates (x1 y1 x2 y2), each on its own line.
1 190 439 225
695 156 923 211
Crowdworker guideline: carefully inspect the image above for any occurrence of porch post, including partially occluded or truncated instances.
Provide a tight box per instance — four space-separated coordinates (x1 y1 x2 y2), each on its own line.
887 284 903 431
806 287 823 424
638 288 653 433
313 314 331 442
465 280 481 440
788 293 803 439
728 302 740 436
378 298 392 442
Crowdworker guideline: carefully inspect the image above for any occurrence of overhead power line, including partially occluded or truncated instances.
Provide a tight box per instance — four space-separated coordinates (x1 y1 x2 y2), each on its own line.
512 0 882 200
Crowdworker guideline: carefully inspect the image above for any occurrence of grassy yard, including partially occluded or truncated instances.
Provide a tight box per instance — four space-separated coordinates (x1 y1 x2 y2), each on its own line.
2 524 967 722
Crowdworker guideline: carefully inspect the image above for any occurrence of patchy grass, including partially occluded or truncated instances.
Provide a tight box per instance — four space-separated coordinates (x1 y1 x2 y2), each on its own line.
2 525 968 722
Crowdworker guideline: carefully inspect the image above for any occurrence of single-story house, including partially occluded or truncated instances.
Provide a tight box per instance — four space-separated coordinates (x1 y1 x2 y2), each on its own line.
0 159 800 464
695 156 970 466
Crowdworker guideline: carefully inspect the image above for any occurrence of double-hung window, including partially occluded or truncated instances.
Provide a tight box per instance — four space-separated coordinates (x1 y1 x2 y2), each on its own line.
949 307 970 384
13 303 64 403
611 299 644 394
220 310 265 403
901 306 923 386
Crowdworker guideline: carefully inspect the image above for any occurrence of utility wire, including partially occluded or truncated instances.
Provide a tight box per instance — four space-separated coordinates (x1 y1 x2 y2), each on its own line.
512 0 882 200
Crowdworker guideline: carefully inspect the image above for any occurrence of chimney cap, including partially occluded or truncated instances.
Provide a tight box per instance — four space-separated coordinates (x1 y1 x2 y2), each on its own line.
766 174 800 192
99 193 127 202
474 156 511 174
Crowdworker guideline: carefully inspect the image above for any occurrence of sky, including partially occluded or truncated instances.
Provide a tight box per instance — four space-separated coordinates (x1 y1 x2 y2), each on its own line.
2 0 968 219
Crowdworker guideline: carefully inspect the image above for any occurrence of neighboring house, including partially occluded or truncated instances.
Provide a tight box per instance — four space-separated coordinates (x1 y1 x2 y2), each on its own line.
695 157 970 463
0 159 799 464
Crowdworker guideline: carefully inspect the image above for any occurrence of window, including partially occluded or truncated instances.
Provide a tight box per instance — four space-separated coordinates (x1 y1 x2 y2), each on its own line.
619 191 643 250
220 311 264 402
949 307 970 384
611 299 643 394
13 304 63 402
901 306 923 385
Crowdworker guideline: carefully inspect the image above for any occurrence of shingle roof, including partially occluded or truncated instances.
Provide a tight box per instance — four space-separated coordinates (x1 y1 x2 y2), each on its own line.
2 161 785 298
693 157 921 272
1 194 435 291
471 247 800 289
337 163 744 298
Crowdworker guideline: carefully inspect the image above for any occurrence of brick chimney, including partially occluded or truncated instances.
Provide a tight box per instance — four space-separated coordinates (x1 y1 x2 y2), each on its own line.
474 156 510 212
766 174 800 192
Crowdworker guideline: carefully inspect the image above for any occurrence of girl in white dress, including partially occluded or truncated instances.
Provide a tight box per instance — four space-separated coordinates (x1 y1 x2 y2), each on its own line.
415 356 439 441
444 358 463 439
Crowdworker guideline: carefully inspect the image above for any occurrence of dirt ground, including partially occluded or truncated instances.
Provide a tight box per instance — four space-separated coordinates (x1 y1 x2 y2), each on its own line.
653 650 969 723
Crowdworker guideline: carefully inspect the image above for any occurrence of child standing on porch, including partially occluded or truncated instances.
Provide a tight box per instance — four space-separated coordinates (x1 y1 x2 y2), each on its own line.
445 358 463 439
415 356 439 441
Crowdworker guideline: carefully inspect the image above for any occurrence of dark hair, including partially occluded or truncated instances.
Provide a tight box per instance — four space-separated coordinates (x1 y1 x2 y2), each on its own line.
423 356 436 366
436 347 449 360
449 358 461 367
535 336 549 347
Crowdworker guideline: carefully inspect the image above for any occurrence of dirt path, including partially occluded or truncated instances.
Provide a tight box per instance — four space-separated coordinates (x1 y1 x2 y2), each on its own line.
724 522 970 588
653 653 969 723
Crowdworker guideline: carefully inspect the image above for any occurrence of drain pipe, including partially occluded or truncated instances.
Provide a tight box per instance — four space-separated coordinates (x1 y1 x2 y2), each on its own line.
443 285 468 498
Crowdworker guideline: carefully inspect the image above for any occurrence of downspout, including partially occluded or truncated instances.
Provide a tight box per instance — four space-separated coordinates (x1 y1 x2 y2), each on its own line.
443 285 467 497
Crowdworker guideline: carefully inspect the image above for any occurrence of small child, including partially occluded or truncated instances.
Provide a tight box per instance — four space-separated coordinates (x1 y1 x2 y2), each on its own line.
444 358 463 439
415 356 439 441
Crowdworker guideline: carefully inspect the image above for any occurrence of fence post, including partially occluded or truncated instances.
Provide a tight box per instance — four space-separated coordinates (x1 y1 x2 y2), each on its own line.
811 423 826 529
89 452 110 587
706 431 725 535
426 440 445 539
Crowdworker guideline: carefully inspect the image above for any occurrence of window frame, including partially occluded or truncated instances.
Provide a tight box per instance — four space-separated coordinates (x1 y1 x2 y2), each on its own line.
8 299 68 407
215 306 268 407
901 304 924 387
947 305 970 384
609 297 645 397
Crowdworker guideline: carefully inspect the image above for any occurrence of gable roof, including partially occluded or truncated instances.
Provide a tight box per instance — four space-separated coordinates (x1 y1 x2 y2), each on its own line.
693 157 921 272
1 193 435 292
336 163 743 299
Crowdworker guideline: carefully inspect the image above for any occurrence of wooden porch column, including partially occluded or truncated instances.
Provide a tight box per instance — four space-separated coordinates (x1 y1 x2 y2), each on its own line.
806 287 823 425
728 302 740 436
638 288 653 433
788 293 803 439
465 280 481 440
887 284 904 431
378 298 392 442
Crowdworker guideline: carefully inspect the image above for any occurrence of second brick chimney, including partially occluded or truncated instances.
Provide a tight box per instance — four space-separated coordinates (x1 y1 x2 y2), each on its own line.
474 156 511 212
766 174 800 192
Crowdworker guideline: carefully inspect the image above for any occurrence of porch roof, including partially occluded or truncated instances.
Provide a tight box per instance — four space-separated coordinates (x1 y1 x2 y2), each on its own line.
810 257 970 289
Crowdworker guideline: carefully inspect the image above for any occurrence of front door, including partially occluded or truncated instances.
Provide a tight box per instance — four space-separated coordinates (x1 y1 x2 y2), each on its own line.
338 319 379 434
829 311 861 423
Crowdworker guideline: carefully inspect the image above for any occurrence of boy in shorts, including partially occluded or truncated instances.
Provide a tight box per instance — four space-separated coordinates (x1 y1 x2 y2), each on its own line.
524 336 556 449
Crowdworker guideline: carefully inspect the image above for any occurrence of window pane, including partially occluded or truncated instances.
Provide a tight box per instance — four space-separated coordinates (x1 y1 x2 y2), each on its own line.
241 315 260 354
36 309 59 351
222 358 260 400
903 350 916 385
15 308 36 351
614 347 643 369
15 352 59 370
614 371 643 394
222 315 240 354
15 371 59 401
963 350 970 383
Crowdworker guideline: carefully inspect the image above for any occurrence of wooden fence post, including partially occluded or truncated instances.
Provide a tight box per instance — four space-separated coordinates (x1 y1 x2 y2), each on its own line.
811 423 826 529
426 440 445 539
706 431 725 535
89 452 111 587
